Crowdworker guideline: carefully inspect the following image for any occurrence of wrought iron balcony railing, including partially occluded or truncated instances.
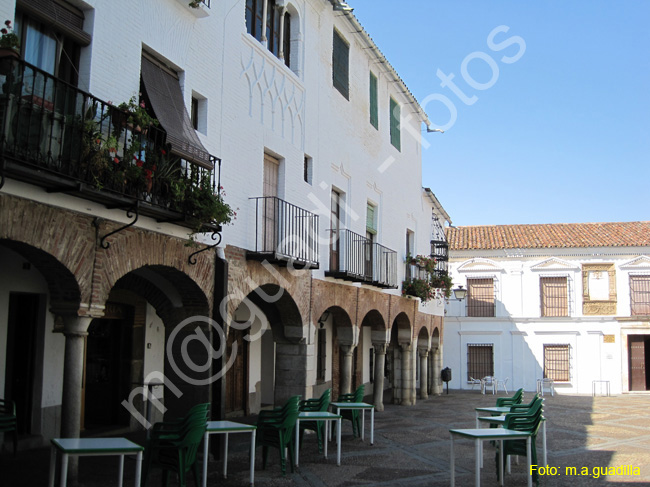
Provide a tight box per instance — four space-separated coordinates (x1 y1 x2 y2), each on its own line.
326 229 397 288
248 196 319 269
0 55 225 234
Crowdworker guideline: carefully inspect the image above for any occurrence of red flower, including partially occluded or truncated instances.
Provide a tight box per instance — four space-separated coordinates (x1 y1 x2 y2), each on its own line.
145 169 153 179
1 29 7 35
160 149 166 155
4 20 11 27
113 157 120 164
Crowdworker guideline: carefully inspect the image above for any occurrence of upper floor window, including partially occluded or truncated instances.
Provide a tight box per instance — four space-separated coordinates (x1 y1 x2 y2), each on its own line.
245 0 291 68
389 97 401 150
630 275 650 315
369 71 378 128
332 29 349 99
467 278 495 317
15 2 91 87
540 276 569 317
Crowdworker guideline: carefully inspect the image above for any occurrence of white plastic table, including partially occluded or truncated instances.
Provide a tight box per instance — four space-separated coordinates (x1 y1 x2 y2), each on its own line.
330 402 375 444
449 428 533 487
48 437 143 487
203 420 256 487
294 411 342 467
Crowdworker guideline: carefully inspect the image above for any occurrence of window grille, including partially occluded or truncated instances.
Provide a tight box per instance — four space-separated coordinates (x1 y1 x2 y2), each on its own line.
467 344 494 380
467 278 495 317
630 275 650 315
543 344 570 381
541 276 569 317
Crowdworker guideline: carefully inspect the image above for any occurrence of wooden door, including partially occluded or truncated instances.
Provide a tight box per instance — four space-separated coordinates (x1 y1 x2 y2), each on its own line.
262 154 279 251
629 335 647 391
225 331 247 416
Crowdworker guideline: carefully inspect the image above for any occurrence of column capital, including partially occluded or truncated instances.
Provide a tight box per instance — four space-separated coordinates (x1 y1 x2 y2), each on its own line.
62 316 93 337
372 342 388 354
418 348 430 358
399 341 413 352
340 344 355 357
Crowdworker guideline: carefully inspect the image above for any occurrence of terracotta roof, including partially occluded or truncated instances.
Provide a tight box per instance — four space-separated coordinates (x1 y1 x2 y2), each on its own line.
446 221 650 250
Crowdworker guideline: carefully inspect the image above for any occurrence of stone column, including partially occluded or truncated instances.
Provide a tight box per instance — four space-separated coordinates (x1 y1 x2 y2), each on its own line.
261 0 269 45
372 343 387 411
60 315 93 485
419 348 429 400
432 346 442 395
339 345 354 395
400 342 414 406
278 6 287 61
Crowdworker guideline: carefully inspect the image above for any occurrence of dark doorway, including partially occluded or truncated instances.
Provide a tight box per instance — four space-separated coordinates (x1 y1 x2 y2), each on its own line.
628 335 650 391
84 307 133 429
5 293 43 434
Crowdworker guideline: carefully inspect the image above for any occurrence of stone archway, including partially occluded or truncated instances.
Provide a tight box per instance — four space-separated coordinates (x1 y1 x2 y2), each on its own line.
360 309 388 410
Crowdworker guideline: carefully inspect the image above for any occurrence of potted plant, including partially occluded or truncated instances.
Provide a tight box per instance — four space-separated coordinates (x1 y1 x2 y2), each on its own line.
0 20 20 75
117 95 158 134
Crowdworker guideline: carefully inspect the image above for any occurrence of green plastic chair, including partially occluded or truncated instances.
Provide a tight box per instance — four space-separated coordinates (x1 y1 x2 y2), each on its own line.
336 384 365 437
299 389 331 453
141 403 210 487
0 399 17 456
509 393 541 412
495 397 544 484
495 388 524 407
256 396 300 475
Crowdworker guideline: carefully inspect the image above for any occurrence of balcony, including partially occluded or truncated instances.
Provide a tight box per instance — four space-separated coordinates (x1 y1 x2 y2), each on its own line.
0 56 227 234
325 229 397 288
247 196 319 269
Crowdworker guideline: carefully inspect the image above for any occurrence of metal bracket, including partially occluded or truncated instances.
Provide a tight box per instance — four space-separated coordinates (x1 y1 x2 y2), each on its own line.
100 203 139 249
188 230 222 265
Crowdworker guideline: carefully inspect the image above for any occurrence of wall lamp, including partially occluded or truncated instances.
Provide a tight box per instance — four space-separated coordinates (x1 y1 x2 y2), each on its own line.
452 285 467 300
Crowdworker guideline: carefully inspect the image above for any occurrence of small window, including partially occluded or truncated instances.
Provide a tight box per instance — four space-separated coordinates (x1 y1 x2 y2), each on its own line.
191 97 199 130
541 276 568 317
332 29 349 99
389 97 401 150
544 344 570 382
369 71 378 129
467 344 494 380
303 155 312 184
467 278 495 317
366 202 377 236
630 275 650 315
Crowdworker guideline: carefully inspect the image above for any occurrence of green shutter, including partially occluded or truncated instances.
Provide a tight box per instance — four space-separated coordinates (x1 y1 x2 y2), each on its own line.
332 30 349 99
366 203 377 233
369 72 378 128
390 97 401 151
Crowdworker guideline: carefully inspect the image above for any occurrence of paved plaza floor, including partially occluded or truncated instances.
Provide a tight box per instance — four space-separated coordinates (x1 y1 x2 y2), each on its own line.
3 389 650 486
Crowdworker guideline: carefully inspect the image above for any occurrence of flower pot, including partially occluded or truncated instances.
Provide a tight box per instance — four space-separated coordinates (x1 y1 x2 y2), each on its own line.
0 47 20 75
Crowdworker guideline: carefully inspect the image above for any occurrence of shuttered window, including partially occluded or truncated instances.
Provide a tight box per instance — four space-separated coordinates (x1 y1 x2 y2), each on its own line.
366 203 377 234
467 278 495 317
544 344 570 382
332 29 349 99
541 276 568 317
467 344 494 380
630 275 650 315
369 72 378 129
389 97 400 150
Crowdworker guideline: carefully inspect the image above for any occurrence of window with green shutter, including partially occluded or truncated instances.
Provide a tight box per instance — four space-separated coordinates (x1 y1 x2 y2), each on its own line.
332 29 349 99
369 72 378 128
390 97 401 150
366 203 377 234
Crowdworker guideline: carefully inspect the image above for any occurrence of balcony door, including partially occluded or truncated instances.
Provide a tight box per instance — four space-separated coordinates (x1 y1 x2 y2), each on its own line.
263 154 279 252
330 190 341 272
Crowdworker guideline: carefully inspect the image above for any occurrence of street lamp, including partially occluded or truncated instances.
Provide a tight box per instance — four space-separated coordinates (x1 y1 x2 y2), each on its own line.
452 285 467 300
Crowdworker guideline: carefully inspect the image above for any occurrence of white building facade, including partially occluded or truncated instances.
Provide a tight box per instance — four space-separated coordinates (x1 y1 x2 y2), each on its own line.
444 222 650 395
0 0 449 456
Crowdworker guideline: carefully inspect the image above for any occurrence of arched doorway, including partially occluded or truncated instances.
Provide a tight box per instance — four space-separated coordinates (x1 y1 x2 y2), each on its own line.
227 284 306 415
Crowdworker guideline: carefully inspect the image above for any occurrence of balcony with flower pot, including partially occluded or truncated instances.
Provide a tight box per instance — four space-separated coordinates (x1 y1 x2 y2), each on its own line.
0 54 232 238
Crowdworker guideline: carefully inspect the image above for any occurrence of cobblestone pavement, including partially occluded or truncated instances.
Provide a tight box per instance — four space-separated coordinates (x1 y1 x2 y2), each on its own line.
3 390 650 486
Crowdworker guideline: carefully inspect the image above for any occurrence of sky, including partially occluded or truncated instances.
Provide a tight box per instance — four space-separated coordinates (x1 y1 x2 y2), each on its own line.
350 1 650 227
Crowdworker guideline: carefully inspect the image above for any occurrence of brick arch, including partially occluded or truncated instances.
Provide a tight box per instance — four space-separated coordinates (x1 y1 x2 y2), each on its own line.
0 195 94 310
416 323 430 349
357 287 389 329
112 266 210 324
0 239 82 314
223 246 311 329
311 279 357 329
360 309 385 331
391 311 412 344
93 224 215 310
431 326 440 349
